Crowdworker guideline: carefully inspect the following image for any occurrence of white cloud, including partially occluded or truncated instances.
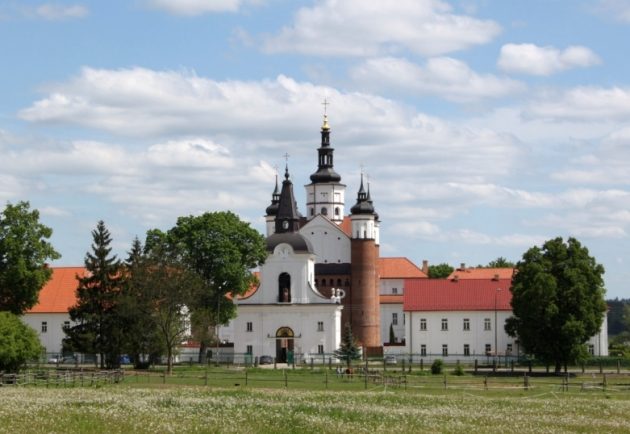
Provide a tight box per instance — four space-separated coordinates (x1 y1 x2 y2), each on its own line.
594 0 630 23
523 86 630 122
498 43 600 76
263 0 501 57
34 4 88 20
350 57 524 102
146 0 242 15
39 206 72 217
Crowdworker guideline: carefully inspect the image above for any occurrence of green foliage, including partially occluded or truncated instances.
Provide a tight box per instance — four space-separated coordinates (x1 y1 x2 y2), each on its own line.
452 363 464 376
0 311 43 372
485 257 515 268
0 201 60 314
506 237 607 372
606 298 630 335
334 322 361 368
123 239 205 374
65 221 124 369
430 359 443 375
148 211 267 360
428 263 454 279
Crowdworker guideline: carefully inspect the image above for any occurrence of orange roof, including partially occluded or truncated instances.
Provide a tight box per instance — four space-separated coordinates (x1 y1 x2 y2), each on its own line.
447 267 515 280
379 257 427 279
27 267 86 314
338 216 352 237
380 294 403 304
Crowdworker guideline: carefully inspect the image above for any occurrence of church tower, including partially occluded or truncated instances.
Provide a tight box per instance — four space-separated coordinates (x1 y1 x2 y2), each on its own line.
350 174 381 354
305 114 346 223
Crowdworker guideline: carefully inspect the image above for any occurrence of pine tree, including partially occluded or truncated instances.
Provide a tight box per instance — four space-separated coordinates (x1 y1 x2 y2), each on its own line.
65 221 123 369
334 322 362 369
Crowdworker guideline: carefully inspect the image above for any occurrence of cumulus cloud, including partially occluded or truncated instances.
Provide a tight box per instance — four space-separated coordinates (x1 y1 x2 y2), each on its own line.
34 4 88 20
498 43 600 76
263 0 501 57
523 86 630 122
146 0 242 15
350 57 524 102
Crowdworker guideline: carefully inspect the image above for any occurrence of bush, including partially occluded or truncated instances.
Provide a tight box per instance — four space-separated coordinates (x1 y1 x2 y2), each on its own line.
431 359 443 375
452 363 464 376
0 312 43 372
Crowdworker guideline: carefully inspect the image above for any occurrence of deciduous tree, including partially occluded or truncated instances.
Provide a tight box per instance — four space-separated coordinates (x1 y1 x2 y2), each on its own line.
0 311 43 372
505 237 606 372
0 201 60 314
427 263 454 279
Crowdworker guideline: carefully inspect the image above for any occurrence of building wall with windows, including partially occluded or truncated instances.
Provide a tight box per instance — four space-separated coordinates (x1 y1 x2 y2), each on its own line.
22 312 72 355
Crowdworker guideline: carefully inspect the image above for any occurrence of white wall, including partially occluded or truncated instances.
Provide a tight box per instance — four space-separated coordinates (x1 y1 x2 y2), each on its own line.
300 217 350 265
233 304 342 359
22 313 71 354
380 278 404 295
380 304 405 344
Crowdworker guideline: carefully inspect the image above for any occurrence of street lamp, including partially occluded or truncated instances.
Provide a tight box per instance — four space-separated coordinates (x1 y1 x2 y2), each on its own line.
495 288 502 365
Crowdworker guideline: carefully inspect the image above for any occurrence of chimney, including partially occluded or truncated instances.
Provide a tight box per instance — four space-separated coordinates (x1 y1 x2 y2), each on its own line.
492 273 500 281
452 275 459 282
460 262 466 271
422 260 429 275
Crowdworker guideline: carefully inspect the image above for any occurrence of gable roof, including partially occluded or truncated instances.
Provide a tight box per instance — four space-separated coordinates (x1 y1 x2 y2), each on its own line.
447 267 515 280
404 278 512 312
300 214 350 239
27 267 86 314
379 257 427 279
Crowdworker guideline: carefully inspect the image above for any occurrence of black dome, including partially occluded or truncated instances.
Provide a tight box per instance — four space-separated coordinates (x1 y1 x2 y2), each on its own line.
309 167 342 183
266 232 314 253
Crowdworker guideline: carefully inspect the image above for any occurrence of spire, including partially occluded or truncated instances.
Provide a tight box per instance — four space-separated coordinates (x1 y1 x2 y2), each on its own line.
351 171 375 215
309 109 341 183
265 173 280 216
275 164 301 233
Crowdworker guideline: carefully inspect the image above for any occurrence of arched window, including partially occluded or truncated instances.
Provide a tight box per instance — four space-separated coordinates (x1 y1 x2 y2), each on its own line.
329 279 334 286
344 279 350 287
321 207 328 216
278 272 291 303
310 208 314 216
334 207 340 216
337 278 342 287
314 279 319 287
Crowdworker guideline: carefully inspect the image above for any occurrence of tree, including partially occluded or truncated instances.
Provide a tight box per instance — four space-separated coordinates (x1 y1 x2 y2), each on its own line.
123 239 204 374
485 257 515 268
149 211 266 362
0 311 43 372
505 237 607 373
0 201 60 314
65 221 124 369
334 322 362 369
428 263 454 279
389 323 395 344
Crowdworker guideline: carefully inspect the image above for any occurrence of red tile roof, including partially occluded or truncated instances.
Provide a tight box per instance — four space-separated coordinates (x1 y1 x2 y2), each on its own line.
338 216 352 237
404 278 512 312
379 257 428 279
447 267 515 280
27 267 86 314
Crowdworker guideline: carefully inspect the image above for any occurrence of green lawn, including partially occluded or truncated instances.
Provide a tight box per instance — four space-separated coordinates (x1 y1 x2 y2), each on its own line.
1 377 630 433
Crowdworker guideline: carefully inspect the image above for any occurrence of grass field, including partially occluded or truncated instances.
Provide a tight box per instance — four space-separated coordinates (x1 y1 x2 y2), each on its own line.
2 373 630 433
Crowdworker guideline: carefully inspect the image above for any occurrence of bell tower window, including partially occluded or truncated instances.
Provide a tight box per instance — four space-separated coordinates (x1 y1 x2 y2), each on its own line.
321 207 328 215
278 272 291 303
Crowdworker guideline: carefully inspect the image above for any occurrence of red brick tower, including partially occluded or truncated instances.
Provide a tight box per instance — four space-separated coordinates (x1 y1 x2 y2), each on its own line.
350 175 381 355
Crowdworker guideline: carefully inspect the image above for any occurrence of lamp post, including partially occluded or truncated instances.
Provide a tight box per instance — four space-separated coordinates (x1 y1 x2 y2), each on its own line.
494 288 502 365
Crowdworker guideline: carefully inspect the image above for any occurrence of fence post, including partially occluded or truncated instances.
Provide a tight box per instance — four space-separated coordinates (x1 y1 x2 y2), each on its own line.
484 375 488 390
420 358 424 372
599 360 603 374
603 373 607 391
617 359 621 374
325 371 328 389
581 363 585 374
528 360 532 374
523 374 529 391
474 359 478 373
162 371 166 384
444 375 447 390
510 360 514 373
310 358 314 370
245 370 248 386
364 368 368 390
284 370 288 388
328 357 332 370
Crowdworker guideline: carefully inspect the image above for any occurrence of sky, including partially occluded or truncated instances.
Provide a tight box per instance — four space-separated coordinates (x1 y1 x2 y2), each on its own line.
1 0 629 299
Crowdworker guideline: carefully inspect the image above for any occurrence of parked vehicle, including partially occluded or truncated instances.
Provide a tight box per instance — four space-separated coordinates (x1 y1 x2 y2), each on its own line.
384 355 397 365
259 355 274 365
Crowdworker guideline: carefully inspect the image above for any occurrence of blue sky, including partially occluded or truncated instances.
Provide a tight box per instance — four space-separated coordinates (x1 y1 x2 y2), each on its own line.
1 0 629 298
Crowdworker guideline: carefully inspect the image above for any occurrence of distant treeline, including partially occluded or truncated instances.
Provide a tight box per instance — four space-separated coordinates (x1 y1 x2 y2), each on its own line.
607 298 630 335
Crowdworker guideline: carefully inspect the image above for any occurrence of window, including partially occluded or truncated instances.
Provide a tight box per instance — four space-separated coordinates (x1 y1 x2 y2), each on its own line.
335 207 340 216
310 208 314 216
246 345 253 355
464 344 470 356
318 344 324 354
588 344 595 356
63 321 70 330
321 207 328 215
278 272 291 302
317 321 324 332
420 344 427 357
463 318 470 331
41 322 48 333
420 318 427 331
442 345 448 356
246 322 253 332
392 287 398 295
392 313 398 326
337 278 342 287
441 318 448 331
485 344 492 355
484 318 491 331
506 344 513 354
314 279 319 287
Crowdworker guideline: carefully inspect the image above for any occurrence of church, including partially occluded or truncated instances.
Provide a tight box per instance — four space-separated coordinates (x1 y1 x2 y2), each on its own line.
231 113 387 362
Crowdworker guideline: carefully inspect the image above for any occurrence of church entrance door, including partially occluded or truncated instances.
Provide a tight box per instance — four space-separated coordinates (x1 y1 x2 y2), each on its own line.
275 327 294 363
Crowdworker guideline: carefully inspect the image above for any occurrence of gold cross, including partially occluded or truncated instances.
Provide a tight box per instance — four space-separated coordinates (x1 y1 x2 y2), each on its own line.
322 97 330 115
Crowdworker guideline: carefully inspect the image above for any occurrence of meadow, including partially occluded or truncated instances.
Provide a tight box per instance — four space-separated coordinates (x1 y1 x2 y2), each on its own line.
1 369 630 434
